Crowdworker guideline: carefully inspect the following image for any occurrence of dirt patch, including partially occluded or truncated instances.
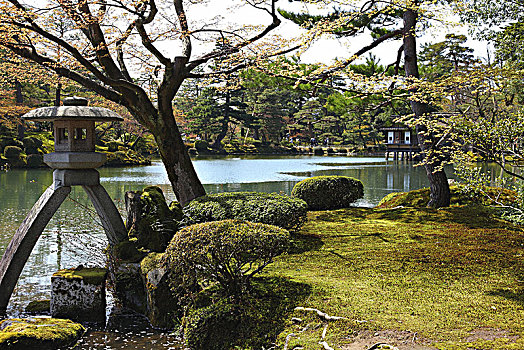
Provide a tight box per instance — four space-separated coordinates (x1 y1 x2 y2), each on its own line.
464 328 519 342
341 330 435 350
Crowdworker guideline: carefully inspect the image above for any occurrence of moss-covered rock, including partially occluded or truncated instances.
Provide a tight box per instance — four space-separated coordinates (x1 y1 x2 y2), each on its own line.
24 300 50 315
183 277 310 350
184 192 308 231
139 252 176 329
52 267 107 285
376 185 517 209
291 175 364 210
0 318 85 350
127 186 179 252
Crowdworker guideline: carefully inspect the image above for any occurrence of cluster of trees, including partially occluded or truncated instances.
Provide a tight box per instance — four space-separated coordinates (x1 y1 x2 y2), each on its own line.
174 56 408 149
0 0 522 208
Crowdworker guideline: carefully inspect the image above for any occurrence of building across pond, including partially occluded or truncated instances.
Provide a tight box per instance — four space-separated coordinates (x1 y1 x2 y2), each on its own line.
381 125 420 161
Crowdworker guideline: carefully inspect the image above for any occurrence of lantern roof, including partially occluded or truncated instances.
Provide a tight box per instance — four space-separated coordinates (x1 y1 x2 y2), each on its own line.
22 97 123 122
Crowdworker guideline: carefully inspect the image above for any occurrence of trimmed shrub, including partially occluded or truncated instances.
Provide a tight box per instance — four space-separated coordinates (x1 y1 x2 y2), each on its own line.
313 147 324 155
184 300 242 350
326 147 335 154
162 220 290 296
194 139 209 151
3 146 23 159
183 192 308 231
26 154 43 168
291 176 364 210
22 136 43 155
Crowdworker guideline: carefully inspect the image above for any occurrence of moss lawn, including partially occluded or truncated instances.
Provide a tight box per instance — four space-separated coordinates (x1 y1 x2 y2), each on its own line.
264 205 524 349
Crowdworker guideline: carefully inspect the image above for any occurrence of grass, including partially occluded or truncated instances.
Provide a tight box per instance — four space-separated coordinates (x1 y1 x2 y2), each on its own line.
263 205 524 349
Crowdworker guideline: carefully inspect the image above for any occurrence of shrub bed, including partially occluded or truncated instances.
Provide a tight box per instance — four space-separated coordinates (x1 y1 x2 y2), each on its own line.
291 175 364 210
162 220 290 297
183 192 308 231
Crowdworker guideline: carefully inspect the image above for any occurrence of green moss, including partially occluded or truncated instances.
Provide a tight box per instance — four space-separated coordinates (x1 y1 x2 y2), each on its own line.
24 300 50 314
112 240 146 262
377 185 516 209
52 267 107 285
184 277 310 350
0 318 85 350
168 201 184 221
265 205 524 348
435 338 524 350
127 186 179 252
140 252 164 275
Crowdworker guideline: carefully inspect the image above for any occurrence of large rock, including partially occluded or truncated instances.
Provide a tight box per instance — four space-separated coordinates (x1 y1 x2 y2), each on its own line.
50 267 107 324
0 318 84 350
125 186 179 252
140 252 176 329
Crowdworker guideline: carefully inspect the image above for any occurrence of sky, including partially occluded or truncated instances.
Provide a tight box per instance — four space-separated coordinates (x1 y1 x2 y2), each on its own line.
179 0 491 67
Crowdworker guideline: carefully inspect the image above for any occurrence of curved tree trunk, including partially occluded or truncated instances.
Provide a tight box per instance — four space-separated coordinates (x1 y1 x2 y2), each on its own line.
153 111 206 207
403 5 450 208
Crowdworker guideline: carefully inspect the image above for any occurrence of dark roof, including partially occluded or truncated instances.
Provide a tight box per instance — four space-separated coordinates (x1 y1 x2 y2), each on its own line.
22 106 123 122
380 126 411 131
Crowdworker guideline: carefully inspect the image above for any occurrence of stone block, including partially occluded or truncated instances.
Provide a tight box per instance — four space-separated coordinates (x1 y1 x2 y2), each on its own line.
44 152 106 169
53 169 100 187
51 267 107 324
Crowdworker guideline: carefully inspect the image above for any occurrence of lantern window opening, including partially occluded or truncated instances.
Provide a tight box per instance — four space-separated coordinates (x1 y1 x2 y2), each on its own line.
57 128 68 144
74 128 87 141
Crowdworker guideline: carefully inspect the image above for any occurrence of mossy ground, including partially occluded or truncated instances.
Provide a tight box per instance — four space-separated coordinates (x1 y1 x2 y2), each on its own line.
263 205 524 349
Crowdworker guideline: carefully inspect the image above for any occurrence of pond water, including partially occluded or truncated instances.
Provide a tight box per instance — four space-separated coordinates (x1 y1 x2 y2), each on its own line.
0 155 442 348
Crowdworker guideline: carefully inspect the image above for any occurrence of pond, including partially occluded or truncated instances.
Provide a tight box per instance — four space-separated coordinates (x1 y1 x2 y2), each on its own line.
0 155 441 348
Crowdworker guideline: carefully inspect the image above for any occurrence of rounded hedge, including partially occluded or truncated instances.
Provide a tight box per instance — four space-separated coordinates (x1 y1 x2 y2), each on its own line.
291 176 364 210
183 192 308 231
3 146 23 159
26 154 43 168
162 220 290 296
313 147 324 156
194 139 210 151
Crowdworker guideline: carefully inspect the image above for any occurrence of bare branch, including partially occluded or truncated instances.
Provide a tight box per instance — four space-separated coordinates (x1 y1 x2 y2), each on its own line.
186 0 281 72
4 42 125 105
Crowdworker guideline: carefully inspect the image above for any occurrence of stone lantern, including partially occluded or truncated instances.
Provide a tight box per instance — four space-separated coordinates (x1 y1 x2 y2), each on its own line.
25 96 121 169
0 97 127 313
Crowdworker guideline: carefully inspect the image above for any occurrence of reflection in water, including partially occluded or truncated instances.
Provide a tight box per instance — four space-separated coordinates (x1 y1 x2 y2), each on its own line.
0 156 454 348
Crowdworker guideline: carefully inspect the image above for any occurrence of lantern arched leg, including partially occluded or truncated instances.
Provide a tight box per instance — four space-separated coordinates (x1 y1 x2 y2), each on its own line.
82 185 127 246
0 185 71 313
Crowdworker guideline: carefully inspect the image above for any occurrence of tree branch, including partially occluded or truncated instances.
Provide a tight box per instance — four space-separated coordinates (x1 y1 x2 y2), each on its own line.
185 0 281 72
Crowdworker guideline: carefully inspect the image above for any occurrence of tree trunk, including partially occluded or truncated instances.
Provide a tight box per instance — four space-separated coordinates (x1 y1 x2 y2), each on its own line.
403 5 450 208
152 110 206 206
212 122 228 149
14 79 25 140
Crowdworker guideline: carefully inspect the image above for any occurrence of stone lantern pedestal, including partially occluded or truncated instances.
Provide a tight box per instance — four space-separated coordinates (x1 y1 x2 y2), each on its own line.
0 97 128 313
